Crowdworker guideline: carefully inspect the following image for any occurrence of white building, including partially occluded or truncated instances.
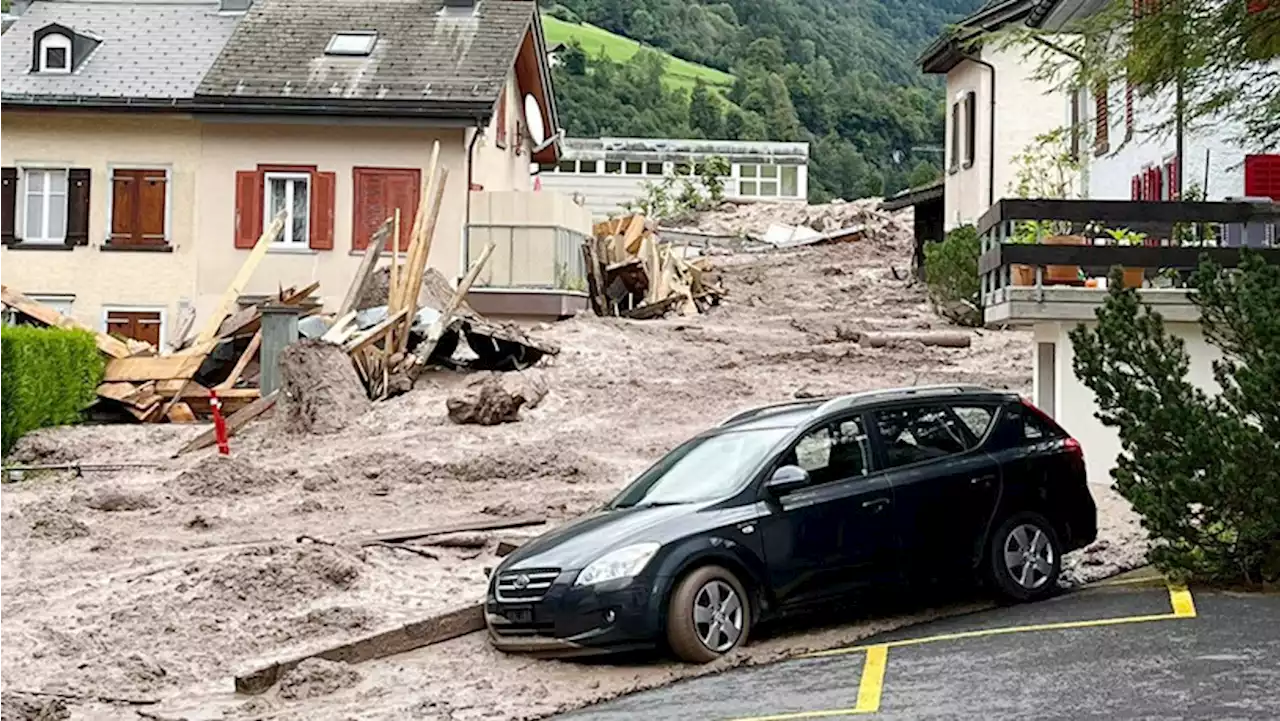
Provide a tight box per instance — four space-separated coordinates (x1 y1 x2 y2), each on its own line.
536 137 809 218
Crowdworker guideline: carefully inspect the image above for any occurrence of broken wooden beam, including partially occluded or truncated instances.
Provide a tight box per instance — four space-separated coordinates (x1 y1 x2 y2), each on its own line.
103 354 205 383
193 211 286 347
351 515 546 546
172 389 277 457
342 309 407 355
337 218 393 318
2 284 137 358
858 331 972 349
234 604 483 695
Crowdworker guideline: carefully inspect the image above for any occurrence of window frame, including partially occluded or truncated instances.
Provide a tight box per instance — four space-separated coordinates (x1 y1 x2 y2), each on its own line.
107 164 172 246
949 101 961 173
263 171 312 246
962 91 976 169
20 166 69 244
867 403 983 472
770 412 877 492
38 33 72 74
324 31 377 57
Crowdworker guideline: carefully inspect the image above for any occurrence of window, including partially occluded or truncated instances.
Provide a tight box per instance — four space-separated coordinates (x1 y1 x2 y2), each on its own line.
781 165 799 197
625 161 644 175
963 92 976 169
264 173 310 245
951 405 995 440
537 163 556 173
645 162 664 176
28 294 74 316
38 33 71 73
557 160 576 173
874 405 973 469
325 32 377 56
23 169 68 243
949 101 961 171
109 168 168 246
785 417 871 486
609 427 793 508
759 165 779 197
353 167 420 251
605 161 623 174
739 164 758 196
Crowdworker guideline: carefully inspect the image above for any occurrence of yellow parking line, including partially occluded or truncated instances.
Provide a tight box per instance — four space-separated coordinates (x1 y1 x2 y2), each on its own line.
854 645 888 712
803 582 1196 660
725 645 888 721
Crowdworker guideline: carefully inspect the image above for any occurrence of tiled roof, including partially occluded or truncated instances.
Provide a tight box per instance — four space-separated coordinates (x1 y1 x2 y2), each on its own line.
0 1 239 102
197 0 536 107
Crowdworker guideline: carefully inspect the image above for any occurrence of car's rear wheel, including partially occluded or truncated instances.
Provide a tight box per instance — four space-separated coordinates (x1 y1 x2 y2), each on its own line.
987 512 1061 602
666 565 751 663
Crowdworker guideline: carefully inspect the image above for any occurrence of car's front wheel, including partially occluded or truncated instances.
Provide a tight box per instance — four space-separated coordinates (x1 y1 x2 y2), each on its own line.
666 565 751 663
987 512 1062 602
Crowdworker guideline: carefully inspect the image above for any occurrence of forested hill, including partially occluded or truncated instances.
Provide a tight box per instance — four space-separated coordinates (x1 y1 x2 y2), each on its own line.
544 0 985 201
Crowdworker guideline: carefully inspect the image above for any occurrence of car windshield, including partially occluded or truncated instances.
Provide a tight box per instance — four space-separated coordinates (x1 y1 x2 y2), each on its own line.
610 427 791 509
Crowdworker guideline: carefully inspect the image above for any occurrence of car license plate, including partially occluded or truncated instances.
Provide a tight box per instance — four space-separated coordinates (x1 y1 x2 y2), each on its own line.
503 606 533 624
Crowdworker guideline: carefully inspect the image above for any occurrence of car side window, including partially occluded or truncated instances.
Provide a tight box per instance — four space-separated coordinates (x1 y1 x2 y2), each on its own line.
785 417 871 486
874 405 972 469
951 405 995 440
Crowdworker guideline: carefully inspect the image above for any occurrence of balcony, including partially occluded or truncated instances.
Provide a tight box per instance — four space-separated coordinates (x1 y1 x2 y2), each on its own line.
977 199 1280 326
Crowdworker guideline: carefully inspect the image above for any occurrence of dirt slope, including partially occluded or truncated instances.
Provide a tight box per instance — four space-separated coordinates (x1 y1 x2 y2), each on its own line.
0 213 1141 720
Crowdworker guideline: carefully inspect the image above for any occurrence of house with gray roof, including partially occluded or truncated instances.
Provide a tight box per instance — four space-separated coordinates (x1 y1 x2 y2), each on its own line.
2 0 584 344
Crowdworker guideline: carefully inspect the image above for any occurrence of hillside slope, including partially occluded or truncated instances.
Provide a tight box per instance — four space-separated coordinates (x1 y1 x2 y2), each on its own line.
543 15 733 91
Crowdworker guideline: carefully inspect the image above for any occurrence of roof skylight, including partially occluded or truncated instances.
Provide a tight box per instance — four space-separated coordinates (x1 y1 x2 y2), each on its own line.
325 32 377 57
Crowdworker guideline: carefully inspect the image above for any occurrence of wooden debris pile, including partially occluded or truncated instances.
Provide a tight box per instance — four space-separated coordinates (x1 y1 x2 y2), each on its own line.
582 214 726 319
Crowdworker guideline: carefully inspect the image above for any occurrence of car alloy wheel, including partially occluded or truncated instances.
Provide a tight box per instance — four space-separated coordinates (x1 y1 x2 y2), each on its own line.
1003 523 1055 590
693 579 744 653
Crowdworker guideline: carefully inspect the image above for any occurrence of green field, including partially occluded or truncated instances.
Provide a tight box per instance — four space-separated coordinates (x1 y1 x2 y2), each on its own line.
542 15 734 92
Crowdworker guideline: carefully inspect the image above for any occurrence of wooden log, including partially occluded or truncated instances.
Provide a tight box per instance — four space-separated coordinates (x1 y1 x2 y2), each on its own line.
2 284 135 358
103 354 205 383
172 390 277 457
351 515 546 546
233 605 484 695
337 218 393 318
858 332 972 349
193 211 286 348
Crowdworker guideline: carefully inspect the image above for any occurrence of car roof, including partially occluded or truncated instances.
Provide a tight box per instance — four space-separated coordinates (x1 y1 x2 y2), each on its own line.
717 385 1018 430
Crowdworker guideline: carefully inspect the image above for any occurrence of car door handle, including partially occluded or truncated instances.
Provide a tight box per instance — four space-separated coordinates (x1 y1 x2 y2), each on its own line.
861 498 890 511
970 474 997 486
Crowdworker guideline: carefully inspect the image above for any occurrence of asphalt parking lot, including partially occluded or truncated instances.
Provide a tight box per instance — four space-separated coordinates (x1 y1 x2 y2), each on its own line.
559 577 1280 721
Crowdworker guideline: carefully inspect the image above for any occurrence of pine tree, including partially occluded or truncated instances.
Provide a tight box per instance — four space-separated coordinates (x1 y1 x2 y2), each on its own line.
688 80 723 139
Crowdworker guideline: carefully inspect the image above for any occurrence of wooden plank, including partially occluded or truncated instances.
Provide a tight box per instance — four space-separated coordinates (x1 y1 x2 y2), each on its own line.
622 214 647 255
2 284 133 358
396 165 449 354
343 309 407 355
412 242 492 365
351 515 546 546
234 605 484 695
336 218 393 318
165 402 196 423
103 354 205 383
192 211 285 348
215 281 321 339
215 330 261 391
390 208 402 310
320 311 359 344
172 390 277 457
392 141 441 316
97 382 140 403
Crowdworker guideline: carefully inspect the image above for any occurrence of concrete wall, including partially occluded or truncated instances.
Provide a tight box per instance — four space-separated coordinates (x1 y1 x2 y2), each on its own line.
1035 320 1221 486
0 111 201 346
194 122 468 321
944 43 1074 230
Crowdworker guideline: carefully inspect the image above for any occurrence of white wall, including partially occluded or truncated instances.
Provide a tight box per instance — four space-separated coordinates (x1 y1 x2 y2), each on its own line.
1037 320 1222 486
944 43 1074 230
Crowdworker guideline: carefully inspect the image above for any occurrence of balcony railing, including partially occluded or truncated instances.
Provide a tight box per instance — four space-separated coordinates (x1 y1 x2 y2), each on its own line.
977 199 1280 314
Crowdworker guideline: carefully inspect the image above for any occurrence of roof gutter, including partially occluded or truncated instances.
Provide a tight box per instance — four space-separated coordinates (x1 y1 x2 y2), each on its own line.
1 94 495 122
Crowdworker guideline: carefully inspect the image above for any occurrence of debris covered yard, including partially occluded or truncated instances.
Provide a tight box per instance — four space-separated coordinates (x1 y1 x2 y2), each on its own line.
0 201 1144 721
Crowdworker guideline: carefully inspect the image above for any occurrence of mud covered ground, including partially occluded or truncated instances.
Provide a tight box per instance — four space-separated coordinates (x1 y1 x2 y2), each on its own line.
0 208 1145 720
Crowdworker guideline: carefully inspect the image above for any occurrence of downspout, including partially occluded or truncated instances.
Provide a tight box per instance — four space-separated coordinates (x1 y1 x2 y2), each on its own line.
963 53 998 208
463 123 483 278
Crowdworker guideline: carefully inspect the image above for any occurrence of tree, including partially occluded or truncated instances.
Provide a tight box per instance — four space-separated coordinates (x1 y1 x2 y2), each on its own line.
995 0 1280 151
907 160 941 188
561 39 587 76
1069 255 1280 584
688 80 723 138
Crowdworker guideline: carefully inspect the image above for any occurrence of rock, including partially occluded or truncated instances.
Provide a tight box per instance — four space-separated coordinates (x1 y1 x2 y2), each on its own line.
445 374 527 426
86 487 157 512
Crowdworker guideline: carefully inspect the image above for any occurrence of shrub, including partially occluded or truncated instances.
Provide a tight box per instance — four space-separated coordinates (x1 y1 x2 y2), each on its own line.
1 325 104 455
1070 255 1280 584
923 224 982 327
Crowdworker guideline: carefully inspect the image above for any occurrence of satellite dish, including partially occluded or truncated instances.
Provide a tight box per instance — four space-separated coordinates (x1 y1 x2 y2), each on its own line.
524 93 546 145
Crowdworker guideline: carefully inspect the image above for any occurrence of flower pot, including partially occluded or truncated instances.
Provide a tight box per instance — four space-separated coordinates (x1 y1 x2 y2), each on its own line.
1011 264 1036 286
1121 267 1145 288
1042 234 1085 284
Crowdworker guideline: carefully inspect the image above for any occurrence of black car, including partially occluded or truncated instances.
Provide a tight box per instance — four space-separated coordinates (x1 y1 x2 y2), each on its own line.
485 385 1096 663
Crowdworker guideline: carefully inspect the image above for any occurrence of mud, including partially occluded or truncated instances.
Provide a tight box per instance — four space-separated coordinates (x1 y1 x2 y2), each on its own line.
0 204 1146 720
276 339 370 434
85 487 158 512
0 693 69 721
277 658 363 701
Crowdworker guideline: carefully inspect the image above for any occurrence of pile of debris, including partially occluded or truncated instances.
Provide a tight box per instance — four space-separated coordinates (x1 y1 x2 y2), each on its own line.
582 214 726 319
663 196 910 250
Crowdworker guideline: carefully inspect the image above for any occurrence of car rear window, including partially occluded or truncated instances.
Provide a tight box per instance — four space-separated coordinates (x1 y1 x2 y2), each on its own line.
951 405 996 440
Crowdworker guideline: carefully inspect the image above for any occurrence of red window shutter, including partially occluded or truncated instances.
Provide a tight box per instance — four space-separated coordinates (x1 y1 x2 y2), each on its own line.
234 170 262 248
309 171 336 250
1247 0 1268 13
1124 84 1134 137
1 167 16 245
1149 167 1159 200
1244 154 1280 200
390 172 420 251
352 168 420 251
1166 158 1178 200
351 168 385 251
1131 174 1142 200
1094 85 1110 152
495 89 508 149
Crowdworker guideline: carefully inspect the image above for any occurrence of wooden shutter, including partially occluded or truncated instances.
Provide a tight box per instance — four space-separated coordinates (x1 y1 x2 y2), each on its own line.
234 170 262 248
1124 83 1134 138
389 171 420 251
1244 154 1280 200
66 168 91 246
353 168 420 251
309 171 335 250
963 91 976 168
139 170 167 244
1 167 15 245
495 88 508 149
1094 84 1109 153
1131 174 1142 200
111 171 138 243
1165 158 1178 200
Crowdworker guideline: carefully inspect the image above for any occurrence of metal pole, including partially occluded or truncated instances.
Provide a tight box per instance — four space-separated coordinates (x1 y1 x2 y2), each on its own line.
258 303 300 395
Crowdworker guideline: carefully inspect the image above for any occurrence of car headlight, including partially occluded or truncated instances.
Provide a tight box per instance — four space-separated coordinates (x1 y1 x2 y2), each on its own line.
574 543 660 587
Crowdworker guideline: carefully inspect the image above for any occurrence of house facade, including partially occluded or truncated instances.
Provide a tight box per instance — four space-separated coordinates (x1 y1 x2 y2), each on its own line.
919 0 1078 231
2 0 584 347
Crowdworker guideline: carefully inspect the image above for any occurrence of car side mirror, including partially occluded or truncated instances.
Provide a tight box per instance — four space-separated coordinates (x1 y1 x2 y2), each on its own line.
766 465 809 496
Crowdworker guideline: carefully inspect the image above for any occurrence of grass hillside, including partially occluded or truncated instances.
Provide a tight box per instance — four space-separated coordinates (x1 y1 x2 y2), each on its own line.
542 15 734 92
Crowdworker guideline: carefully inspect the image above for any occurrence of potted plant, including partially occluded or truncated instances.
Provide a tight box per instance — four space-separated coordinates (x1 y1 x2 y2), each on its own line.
1103 227 1148 288
1008 128 1085 286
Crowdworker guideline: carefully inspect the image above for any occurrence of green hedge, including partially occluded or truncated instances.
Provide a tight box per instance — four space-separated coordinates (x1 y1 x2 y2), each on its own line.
2 325 104 455
923 224 982 327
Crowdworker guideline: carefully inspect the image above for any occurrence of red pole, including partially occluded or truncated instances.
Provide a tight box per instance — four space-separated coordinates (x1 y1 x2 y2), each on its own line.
209 390 230 456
